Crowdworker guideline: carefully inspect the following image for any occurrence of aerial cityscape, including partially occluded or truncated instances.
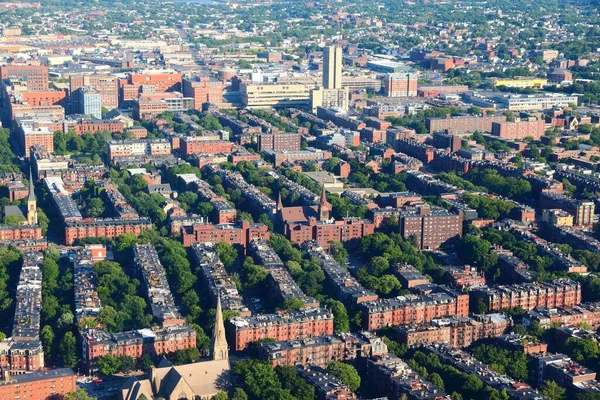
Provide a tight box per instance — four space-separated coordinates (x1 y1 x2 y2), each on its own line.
0 0 600 399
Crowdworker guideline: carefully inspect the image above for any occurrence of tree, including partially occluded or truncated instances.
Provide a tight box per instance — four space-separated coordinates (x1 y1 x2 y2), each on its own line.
59 332 78 368
324 299 349 333
430 372 445 391
2 215 24 226
541 380 566 400
231 388 248 400
327 361 361 392
369 256 390 276
138 353 153 371
276 365 315 400
216 242 238 269
98 354 121 376
212 392 228 400
119 355 136 374
64 389 97 400
40 325 54 360
282 297 305 311
86 198 105 218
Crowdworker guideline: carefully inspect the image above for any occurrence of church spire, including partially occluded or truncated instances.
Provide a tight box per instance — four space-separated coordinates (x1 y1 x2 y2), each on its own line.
318 184 331 221
211 293 228 361
28 167 36 202
277 191 283 211
26 167 38 225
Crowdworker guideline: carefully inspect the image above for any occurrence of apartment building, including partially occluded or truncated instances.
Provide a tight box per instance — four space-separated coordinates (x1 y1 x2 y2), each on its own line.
540 192 595 226
181 220 270 249
395 313 511 348
180 137 233 157
360 285 469 330
261 332 388 368
249 240 319 308
287 218 376 248
384 72 418 97
491 118 546 140
107 139 171 160
257 132 301 152
81 325 196 373
70 74 119 110
524 303 600 328
64 217 152 245
0 368 76 400
426 114 507 134
227 307 334 351
398 205 463 250
470 279 582 313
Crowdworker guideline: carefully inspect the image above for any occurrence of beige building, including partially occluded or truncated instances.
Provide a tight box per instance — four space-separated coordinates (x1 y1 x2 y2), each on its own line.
310 87 348 112
542 209 574 227
240 82 312 108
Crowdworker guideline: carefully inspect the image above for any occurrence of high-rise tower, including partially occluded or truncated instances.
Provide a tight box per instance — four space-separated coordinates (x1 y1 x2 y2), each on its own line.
323 46 342 90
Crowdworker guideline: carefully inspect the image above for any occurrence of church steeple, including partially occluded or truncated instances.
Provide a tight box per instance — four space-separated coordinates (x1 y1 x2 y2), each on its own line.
318 184 331 221
26 168 38 225
277 191 283 211
211 294 228 361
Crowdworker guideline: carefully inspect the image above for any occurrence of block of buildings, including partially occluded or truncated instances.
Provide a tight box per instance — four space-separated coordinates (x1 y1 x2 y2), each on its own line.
260 332 388 368
134 244 185 327
395 313 511 348
249 240 319 308
191 243 251 316
470 279 582 313
360 285 469 330
228 307 334 351
306 244 378 306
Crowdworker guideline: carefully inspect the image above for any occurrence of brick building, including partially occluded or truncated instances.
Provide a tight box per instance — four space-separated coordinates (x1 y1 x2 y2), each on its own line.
0 368 76 400
182 77 224 110
426 114 507 134
257 133 301 152
119 71 182 105
64 117 125 136
0 225 43 241
227 308 334 351
70 74 119 110
383 72 418 97
360 285 469 330
287 217 375 248
180 138 233 157
432 131 463 152
181 220 270 249
490 118 546 140
260 332 388 368
395 314 510 348
470 279 581 313
0 65 48 90
81 326 196 373
64 217 152 245
398 205 463 249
